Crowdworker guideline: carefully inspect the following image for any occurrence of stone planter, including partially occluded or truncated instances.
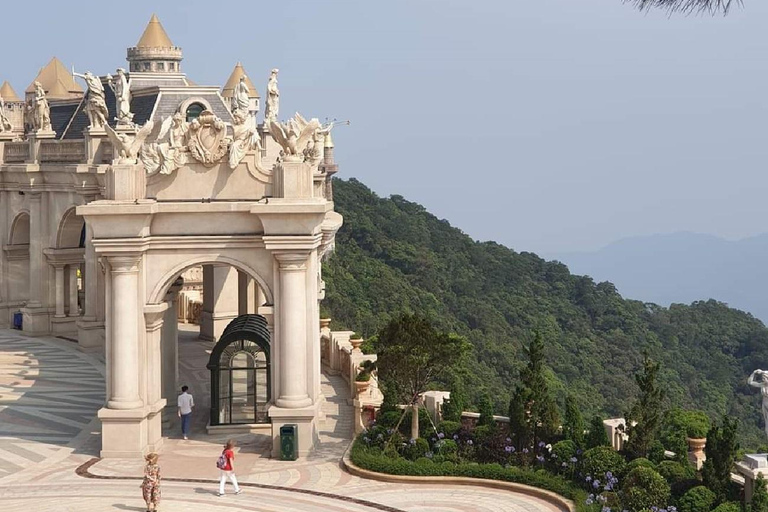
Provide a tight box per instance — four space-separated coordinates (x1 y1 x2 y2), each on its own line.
687 437 707 470
355 380 370 394
350 338 364 352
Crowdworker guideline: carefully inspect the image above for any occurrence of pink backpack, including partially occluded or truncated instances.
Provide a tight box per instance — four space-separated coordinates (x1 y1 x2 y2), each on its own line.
216 452 227 469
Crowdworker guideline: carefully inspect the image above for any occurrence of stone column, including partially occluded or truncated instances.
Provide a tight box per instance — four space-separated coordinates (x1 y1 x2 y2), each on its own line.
275 253 311 408
238 270 249 316
68 264 79 316
26 192 43 308
144 303 168 452
53 264 66 318
106 255 143 410
162 277 183 405
200 265 239 342
77 220 106 351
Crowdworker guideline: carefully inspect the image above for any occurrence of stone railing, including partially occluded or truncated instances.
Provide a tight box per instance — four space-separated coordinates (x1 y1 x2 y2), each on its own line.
320 319 383 433
40 140 86 163
3 142 29 163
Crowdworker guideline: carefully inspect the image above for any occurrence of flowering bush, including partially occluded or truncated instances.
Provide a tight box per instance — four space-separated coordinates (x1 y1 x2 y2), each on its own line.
402 437 430 461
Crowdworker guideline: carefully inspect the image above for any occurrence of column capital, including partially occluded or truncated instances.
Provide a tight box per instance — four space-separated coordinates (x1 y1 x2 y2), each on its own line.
274 251 309 271
108 254 142 273
51 262 66 270
144 303 169 332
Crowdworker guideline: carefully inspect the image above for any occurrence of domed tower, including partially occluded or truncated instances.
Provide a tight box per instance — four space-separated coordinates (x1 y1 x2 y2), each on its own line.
127 14 183 73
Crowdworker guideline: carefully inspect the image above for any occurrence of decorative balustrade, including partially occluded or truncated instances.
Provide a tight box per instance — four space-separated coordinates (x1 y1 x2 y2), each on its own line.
320 320 384 433
40 140 86 163
3 142 29 163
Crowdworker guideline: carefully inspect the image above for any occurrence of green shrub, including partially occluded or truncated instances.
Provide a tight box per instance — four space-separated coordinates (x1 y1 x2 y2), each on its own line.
378 410 405 429
582 446 627 480
712 502 741 512
681 411 711 439
402 437 430 461
473 425 494 444
657 460 696 486
621 466 671 512
678 486 717 512
627 458 656 473
414 457 433 465
350 438 589 512
551 440 578 462
437 420 462 437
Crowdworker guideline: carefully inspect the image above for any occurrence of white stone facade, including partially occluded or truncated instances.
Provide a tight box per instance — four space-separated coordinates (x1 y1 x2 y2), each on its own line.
0 16 343 459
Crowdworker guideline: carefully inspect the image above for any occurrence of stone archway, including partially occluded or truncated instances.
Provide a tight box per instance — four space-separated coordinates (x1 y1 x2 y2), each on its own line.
3 212 30 325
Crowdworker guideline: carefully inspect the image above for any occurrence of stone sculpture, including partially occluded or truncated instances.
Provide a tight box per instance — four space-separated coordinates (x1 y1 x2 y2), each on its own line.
264 68 279 125
107 68 134 127
74 71 109 130
32 82 52 132
140 114 189 175
104 121 156 164
269 112 320 156
229 109 262 169
748 369 768 439
232 76 250 114
0 95 12 132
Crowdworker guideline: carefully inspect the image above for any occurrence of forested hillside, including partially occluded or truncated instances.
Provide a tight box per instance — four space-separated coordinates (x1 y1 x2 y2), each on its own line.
322 178 768 448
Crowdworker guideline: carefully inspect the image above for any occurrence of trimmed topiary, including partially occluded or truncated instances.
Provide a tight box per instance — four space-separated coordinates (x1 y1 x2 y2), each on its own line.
657 460 696 486
437 420 462 437
621 466 671 512
678 486 717 512
582 446 627 481
627 457 656 473
712 502 741 512
551 440 578 462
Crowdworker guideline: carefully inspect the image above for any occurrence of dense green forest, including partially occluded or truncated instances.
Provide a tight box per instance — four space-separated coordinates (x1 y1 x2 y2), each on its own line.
322 178 768 448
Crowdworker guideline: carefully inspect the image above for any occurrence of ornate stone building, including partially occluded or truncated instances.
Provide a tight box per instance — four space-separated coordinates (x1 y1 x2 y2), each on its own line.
0 15 343 458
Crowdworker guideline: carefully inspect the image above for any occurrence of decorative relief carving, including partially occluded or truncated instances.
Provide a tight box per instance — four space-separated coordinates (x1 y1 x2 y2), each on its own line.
187 110 228 166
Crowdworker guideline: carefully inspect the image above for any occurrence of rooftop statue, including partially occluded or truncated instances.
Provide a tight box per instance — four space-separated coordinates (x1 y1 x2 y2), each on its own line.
104 121 156 164
107 68 134 127
232 76 251 114
748 369 768 439
264 68 279 125
74 70 109 130
229 109 262 169
269 112 320 157
140 114 189 175
0 95 12 132
32 82 52 132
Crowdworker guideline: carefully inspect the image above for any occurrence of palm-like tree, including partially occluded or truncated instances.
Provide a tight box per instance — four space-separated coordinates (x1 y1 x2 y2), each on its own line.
628 0 741 13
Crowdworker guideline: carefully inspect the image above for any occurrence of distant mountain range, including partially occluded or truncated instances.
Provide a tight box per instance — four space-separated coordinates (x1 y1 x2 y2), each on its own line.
550 232 768 324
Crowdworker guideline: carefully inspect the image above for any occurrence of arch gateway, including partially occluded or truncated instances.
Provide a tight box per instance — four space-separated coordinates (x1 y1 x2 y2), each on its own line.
0 15 343 458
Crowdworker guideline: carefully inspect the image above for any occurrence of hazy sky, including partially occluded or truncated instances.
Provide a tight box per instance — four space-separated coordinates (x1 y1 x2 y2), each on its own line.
3 1 766 253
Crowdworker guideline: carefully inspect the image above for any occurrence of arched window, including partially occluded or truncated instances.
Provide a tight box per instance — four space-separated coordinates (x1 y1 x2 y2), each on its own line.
207 314 271 425
185 102 205 122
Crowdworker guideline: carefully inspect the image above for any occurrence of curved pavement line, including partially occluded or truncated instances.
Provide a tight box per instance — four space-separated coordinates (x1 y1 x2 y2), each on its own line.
341 445 575 512
75 457 407 512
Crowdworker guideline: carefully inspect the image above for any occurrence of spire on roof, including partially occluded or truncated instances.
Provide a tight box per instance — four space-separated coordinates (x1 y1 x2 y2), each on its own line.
222 62 260 98
25 57 83 99
136 14 174 48
0 81 21 102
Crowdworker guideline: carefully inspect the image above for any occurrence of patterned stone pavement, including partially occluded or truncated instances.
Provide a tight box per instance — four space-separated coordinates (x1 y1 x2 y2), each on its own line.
0 327 566 512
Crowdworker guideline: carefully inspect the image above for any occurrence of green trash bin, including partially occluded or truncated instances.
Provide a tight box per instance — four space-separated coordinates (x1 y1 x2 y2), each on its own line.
280 424 298 461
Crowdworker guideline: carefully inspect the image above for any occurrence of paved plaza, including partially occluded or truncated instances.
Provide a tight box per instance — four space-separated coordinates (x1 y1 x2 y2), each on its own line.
0 327 565 512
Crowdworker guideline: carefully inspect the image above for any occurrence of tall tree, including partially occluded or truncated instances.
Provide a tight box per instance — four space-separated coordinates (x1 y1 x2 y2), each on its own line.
752 474 768 512
563 395 586 447
477 393 496 427
441 376 467 423
702 416 739 502
629 0 740 14
375 314 470 439
586 415 611 449
625 355 665 459
508 332 560 451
